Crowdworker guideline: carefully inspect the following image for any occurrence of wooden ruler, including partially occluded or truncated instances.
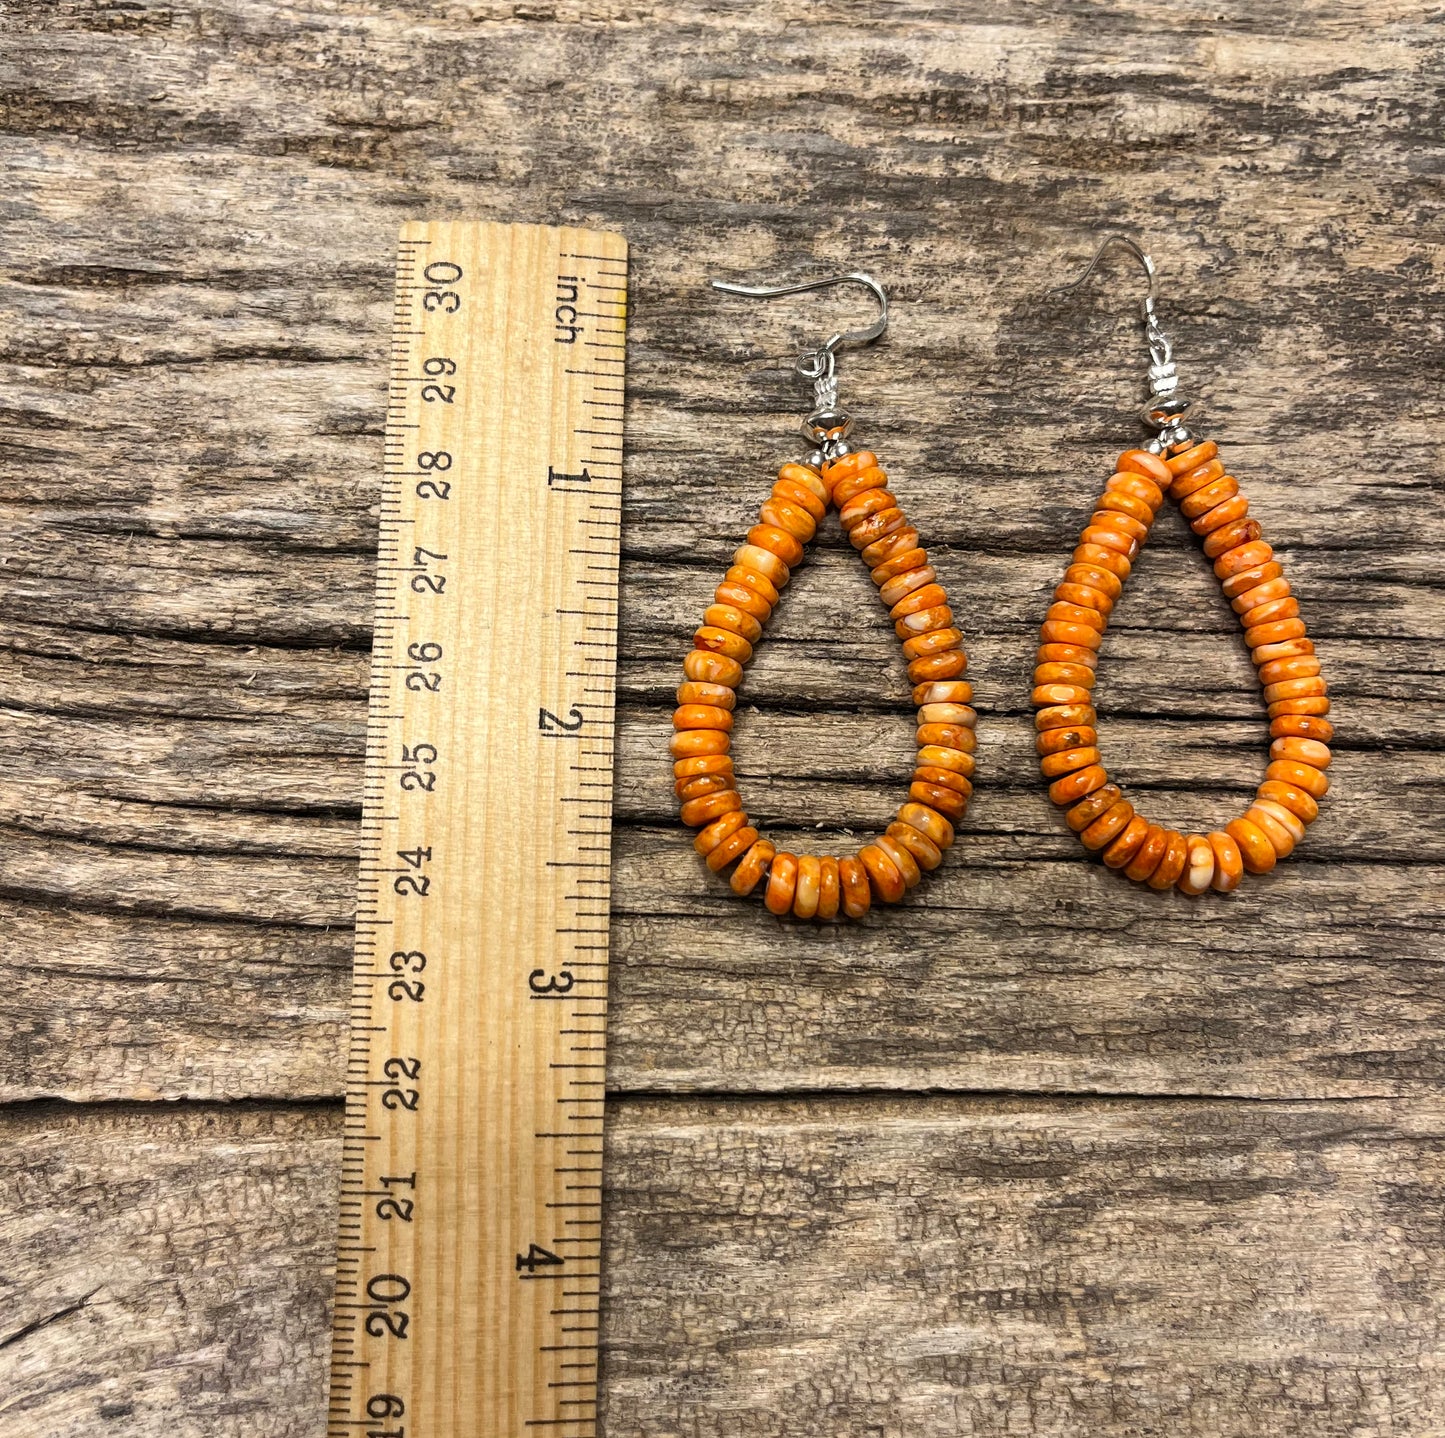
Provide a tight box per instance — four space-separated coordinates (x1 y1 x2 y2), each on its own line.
327 221 627 1438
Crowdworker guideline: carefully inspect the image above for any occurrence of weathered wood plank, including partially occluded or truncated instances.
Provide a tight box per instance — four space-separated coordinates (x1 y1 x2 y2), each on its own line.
0 590 1440 1104
0 519 1438 1101
2 0 1442 1431
0 690 1429 848
5 835 1441 1103
2 1098 1441 1437
0 1104 338 1437
0 598 1431 834
0 487 1436 651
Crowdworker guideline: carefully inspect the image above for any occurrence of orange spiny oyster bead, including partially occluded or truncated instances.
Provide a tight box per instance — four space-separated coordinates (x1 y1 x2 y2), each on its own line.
673 449 969 916
1034 438 1328 892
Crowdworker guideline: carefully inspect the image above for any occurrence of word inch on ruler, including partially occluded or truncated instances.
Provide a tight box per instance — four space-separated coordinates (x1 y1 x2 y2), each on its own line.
327 221 627 1438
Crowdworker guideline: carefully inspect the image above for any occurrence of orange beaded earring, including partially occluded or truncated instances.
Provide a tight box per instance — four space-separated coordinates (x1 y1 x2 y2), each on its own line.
672 273 974 920
1034 236 1331 893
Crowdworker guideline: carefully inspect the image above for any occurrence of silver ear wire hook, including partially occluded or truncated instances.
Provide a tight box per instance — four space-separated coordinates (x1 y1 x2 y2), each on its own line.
710 272 889 355
1049 233 1157 312
1050 233 1196 454
709 271 889 458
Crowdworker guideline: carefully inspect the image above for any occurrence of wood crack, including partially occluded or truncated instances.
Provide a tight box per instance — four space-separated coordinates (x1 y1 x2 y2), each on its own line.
0 1289 99 1353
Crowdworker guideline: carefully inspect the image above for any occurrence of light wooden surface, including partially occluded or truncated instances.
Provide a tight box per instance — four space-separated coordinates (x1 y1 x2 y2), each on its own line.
1 1 1442 1434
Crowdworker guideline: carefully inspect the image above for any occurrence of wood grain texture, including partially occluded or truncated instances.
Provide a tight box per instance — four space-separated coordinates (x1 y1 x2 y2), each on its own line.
1 0 1442 1430
2 1099 1442 1437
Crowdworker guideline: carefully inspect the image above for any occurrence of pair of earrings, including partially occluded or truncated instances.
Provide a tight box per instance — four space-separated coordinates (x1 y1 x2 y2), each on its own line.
671 236 1332 919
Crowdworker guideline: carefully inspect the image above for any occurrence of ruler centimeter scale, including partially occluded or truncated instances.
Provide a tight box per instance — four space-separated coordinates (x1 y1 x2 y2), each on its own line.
327 222 628 1438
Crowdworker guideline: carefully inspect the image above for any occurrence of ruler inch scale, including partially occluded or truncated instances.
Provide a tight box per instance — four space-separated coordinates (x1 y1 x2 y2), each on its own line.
328 221 627 1438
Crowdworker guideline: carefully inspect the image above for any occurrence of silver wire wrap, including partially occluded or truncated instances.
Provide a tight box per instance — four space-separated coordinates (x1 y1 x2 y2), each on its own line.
797 347 854 459
1140 293 1195 455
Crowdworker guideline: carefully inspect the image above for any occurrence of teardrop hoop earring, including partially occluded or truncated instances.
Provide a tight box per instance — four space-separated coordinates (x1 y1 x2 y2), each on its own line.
672 273 976 920
1034 235 1331 893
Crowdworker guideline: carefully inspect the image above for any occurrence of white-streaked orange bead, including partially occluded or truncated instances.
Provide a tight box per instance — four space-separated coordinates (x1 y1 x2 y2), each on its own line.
678 450 966 917
1036 439 1328 892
